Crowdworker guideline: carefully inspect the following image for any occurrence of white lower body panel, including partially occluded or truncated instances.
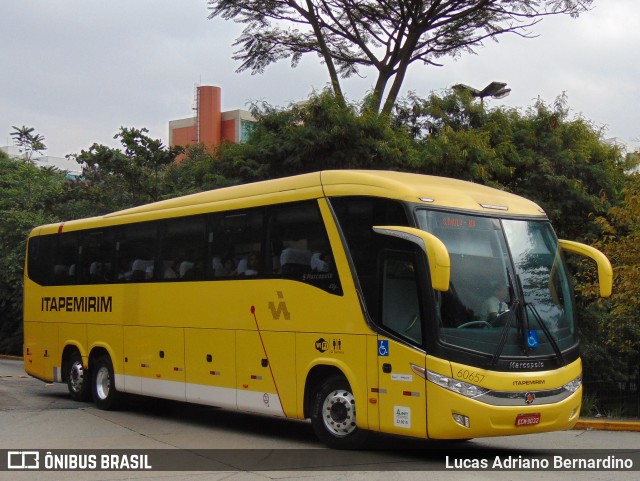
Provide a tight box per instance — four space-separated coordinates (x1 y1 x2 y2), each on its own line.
114 374 285 417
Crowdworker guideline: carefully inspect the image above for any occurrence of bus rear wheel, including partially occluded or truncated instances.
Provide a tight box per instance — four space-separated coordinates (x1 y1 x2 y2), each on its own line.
310 375 369 449
67 352 91 402
92 355 119 410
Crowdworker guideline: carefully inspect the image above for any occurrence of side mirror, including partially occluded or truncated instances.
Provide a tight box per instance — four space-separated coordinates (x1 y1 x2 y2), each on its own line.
559 239 613 297
373 226 451 291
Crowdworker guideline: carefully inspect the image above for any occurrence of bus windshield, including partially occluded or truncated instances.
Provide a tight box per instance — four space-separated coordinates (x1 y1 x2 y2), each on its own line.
416 210 577 360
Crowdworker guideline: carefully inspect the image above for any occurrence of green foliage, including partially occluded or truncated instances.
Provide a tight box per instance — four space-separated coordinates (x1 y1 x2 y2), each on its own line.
395 92 627 241
501 97 626 241
210 91 421 180
594 174 640 319
70 127 184 210
9 125 48 209
10 125 47 160
0 151 65 355
163 144 232 194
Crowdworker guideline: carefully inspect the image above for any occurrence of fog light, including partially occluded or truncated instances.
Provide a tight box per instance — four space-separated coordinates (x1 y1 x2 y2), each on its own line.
569 408 578 420
452 413 470 428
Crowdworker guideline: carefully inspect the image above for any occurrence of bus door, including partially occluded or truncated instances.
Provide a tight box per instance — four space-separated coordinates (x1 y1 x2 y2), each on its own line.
376 251 427 438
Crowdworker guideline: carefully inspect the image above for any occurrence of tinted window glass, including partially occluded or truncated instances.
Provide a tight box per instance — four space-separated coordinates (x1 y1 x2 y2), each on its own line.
381 252 423 345
116 223 158 281
79 231 115 284
330 197 409 317
270 202 342 295
53 233 79 285
160 216 207 281
27 235 54 286
209 208 264 278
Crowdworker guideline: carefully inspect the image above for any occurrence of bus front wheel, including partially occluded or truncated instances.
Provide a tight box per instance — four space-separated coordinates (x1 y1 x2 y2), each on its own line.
92 355 119 410
66 351 91 402
310 375 369 449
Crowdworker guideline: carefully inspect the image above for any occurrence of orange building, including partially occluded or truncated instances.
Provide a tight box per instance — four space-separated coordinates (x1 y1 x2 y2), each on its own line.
168 86 255 151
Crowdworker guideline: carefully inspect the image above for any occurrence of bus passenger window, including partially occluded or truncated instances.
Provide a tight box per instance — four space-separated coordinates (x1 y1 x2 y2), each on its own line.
79 231 114 284
116 223 157 282
208 209 264 278
269 202 342 295
160 216 206 281
53 233 79 285
27 236 52 286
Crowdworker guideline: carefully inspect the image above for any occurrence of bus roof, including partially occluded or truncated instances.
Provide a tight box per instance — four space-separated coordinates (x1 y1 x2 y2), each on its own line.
320 170 545 216
35 170 546 235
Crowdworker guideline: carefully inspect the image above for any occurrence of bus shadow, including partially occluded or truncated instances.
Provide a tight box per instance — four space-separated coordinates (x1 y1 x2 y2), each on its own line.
119 393 318 445
111 394 533 458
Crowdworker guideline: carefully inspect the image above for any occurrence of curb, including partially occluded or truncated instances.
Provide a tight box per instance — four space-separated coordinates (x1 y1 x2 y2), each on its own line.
574 419 640 432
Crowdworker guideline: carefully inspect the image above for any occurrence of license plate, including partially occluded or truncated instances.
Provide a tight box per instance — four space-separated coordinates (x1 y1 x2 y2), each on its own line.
515 413 541 427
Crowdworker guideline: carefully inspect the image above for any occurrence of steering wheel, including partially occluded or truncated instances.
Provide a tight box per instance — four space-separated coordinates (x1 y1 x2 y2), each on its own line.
404 313 419 333
457 320 493 329
489 308 512 327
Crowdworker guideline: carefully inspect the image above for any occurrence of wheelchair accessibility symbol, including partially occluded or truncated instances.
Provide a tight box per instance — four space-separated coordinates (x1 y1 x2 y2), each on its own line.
526 329 539 348
378 340 389 357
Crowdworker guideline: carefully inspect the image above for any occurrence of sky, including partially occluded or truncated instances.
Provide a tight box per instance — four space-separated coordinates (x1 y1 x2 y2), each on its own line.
1 0 639 159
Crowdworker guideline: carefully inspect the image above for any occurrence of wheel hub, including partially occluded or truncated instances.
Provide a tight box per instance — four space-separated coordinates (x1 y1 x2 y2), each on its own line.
322 389 357 437
95 366 111 400
69 362 84 393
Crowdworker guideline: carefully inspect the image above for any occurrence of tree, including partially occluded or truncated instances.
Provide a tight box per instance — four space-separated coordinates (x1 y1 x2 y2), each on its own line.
71 127 183 209
208 90 420 180
395 91 627 241
0 151 73 355
590 174 640 322
10 125 47 162
10 125 47 207
164 143 232 195
573 174 640 409
208 0 592 114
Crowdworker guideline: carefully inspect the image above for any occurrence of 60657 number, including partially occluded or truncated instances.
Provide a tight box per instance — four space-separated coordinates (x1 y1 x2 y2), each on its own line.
456 369 485 384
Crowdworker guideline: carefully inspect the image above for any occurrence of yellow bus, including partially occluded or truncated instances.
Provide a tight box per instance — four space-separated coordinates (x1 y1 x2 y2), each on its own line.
23 170 612 448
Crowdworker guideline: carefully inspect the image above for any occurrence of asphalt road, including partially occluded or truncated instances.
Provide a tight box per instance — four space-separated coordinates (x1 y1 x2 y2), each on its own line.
1 358 638 480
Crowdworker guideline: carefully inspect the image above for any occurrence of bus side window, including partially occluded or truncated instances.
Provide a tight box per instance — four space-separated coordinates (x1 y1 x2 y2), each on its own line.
115 223 157 282
52 233 79 285
208 208 264 278
79 231 114 284
330 197 410 319
269 201 342 295
160 216 207 281
381 251 423 345
27 235 54 286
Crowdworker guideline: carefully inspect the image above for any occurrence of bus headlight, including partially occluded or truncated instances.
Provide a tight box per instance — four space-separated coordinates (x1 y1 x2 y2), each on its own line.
563 374 582 393
426 370 489 399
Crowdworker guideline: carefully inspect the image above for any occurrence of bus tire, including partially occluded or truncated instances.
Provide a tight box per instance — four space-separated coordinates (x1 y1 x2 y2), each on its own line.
310 375 369 449
66 351 91 402
92 355 119 410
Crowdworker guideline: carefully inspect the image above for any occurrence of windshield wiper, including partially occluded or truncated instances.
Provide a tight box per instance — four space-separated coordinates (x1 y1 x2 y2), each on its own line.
489 306 515 367
489 270 521 367
525 303 565 366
